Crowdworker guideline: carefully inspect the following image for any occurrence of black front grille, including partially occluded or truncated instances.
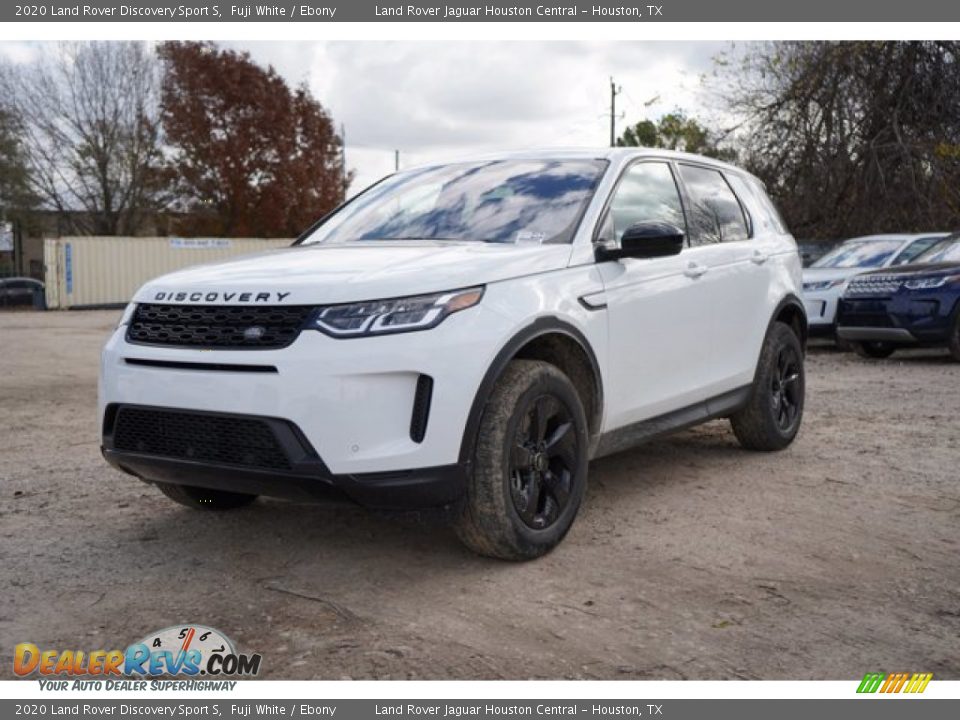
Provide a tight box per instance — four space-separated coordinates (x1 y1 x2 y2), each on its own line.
839 300 895 328
127 304 314 349
112 407 292 470
845 275 903 297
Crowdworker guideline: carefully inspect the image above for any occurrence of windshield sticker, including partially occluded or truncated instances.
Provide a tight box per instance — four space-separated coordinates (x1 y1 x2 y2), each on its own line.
515 231 546 244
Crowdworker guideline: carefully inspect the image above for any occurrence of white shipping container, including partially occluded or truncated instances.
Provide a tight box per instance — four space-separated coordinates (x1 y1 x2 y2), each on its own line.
43 236 292 310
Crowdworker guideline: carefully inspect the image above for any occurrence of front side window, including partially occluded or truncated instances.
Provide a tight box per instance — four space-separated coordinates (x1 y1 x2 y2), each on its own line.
914 237 960 264
892 236 946 265
301 159 607 246
598 161 686 243
678 164 750 245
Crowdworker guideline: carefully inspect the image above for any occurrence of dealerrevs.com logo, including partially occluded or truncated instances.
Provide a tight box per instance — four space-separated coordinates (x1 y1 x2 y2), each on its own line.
14 625 262 689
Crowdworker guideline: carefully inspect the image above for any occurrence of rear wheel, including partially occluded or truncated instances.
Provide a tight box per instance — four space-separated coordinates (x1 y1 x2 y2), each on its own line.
156 482 257 510
852 341 896 359
730 322 805 451
454 360 589 561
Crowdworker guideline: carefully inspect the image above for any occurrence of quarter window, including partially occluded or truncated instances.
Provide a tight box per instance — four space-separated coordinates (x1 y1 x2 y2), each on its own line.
599 162 686 243
678 164 750 245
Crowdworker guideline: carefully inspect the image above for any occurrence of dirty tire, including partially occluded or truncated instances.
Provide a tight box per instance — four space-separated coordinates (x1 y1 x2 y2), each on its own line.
454 359 589 561
834 335 853 352
156 482 257 510
948 310 960 362
731 322 805 451
852 341 896 359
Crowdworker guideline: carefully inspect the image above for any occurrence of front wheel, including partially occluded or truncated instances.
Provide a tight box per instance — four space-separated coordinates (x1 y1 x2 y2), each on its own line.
730 322 805 451
156 482 258 510
852 341 896 359
454 360 589 561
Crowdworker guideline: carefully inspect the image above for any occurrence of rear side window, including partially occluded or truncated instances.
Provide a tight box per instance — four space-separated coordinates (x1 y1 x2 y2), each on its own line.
678 164 750 245
726 173 787 236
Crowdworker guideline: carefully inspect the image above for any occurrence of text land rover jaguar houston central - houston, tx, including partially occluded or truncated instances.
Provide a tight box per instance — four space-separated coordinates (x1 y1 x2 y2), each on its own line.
100 149 807 560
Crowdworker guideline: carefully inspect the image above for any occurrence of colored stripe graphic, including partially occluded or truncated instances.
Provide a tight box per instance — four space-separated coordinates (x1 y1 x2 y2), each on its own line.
904 673 933 694
857 673 885 693
857 671 932 694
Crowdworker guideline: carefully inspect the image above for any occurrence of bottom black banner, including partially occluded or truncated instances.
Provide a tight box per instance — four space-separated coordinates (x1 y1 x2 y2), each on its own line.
2 700 958 720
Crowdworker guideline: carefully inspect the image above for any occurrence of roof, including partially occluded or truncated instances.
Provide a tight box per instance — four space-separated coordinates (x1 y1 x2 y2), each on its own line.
402 146 748 176
840 233 950 244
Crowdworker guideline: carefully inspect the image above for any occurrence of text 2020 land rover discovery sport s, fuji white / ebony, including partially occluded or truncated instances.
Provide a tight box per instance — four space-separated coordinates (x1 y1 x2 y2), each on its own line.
100 149 807 560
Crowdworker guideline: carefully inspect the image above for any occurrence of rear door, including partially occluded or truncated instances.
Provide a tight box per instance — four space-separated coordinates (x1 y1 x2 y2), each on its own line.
674 164 774 391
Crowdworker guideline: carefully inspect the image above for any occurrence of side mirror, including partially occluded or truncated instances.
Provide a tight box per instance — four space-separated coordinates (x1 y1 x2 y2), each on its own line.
595 221 685 262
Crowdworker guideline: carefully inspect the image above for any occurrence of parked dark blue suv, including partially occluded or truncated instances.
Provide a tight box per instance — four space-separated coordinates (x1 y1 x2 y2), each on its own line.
837 232 960 360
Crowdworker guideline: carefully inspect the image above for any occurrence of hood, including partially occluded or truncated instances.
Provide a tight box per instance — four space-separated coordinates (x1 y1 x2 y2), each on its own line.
858 261 960 278
134 241 572 305
802 267 860 284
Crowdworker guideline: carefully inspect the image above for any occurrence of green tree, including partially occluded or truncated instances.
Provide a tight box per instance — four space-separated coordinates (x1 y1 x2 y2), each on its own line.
617 111 734 161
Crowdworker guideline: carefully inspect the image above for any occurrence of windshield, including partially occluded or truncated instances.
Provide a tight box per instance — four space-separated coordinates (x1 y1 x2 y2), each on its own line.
302 159 607 245
812 239 905 269
914 237 960 264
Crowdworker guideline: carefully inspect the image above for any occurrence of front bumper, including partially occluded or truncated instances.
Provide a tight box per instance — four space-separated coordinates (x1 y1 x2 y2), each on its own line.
835 326 917 343
836 291 958 344
802 289 841 329
99 302 516 508
102 447 467 510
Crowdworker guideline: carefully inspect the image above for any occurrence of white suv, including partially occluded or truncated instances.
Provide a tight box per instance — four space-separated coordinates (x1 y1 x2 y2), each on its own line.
100 149 807 560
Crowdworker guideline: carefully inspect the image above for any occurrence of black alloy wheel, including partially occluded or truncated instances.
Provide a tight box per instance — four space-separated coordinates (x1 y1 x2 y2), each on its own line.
454 359 589 560
509 394 577 530
853 341 896 359
730 321 805 451
771 345 802 434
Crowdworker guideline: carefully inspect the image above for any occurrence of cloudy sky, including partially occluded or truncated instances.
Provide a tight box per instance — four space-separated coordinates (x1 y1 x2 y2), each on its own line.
0 41 731 193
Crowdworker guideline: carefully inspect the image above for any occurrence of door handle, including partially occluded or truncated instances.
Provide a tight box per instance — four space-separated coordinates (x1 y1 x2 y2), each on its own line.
750 249 769 265
684 261 708 279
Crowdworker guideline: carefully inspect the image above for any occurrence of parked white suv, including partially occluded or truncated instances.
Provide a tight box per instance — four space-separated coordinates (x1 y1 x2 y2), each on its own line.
100 149 807 560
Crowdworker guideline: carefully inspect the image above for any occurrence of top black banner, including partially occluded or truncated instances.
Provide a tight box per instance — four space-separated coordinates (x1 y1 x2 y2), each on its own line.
6 0 960 22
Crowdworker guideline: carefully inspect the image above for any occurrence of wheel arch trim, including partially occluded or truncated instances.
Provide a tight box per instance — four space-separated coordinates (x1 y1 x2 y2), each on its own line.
750 294 808 387
770 293 808 347
457 317 604 465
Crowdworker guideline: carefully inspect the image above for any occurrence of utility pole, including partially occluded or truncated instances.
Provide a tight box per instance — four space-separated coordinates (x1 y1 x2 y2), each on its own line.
609 77 622 147
339 123 347 198
394 149 400 172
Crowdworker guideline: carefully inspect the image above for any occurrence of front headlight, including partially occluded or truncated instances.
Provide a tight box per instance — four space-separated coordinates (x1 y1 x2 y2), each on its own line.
903 275 958 290
802 279 844 292
117 303 136 328
310 286 484 338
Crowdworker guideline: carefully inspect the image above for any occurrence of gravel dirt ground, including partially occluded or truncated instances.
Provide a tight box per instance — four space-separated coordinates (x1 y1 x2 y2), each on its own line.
1 310 958 680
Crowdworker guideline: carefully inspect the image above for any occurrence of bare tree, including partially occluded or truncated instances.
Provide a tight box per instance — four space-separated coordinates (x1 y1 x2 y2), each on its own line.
717 41 960 240
0 42 167 235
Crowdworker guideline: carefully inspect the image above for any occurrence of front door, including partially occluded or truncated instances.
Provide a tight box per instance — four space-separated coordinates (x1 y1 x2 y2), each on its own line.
598 160 719 431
